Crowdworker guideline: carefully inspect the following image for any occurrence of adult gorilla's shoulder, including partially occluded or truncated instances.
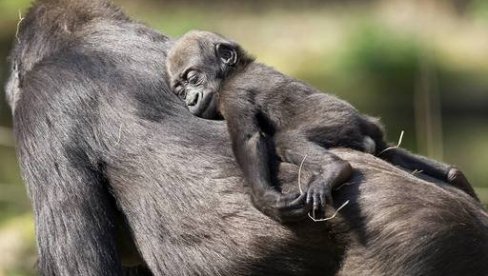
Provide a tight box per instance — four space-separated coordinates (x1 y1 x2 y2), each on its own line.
7 0 488 275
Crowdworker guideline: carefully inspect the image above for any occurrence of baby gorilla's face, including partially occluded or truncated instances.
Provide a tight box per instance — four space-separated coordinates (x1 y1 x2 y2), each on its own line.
166 31 238 119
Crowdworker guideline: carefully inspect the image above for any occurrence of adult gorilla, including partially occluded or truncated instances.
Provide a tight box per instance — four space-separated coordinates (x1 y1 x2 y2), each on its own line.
6 0 488 275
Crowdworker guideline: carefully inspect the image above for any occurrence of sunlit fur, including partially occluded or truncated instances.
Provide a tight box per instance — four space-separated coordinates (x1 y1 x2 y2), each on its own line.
6 0 488 275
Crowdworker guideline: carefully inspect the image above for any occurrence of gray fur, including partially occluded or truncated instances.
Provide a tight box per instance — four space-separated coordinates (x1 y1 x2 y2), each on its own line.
6 0 488 275
166 31 479 221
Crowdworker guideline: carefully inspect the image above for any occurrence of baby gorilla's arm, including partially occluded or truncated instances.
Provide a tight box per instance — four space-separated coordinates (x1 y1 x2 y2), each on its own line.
224 97 311 222
274 130 353 219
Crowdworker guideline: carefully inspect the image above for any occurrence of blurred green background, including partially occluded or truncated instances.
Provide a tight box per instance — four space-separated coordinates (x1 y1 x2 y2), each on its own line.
0 0 487 274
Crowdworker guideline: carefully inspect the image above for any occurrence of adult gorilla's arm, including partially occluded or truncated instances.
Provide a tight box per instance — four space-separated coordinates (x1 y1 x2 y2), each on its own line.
7 0 488 275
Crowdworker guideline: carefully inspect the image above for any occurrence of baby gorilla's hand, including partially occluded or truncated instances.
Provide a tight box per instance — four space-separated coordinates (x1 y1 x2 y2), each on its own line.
251 190 311 223
304 160 352 220
305 179 334 220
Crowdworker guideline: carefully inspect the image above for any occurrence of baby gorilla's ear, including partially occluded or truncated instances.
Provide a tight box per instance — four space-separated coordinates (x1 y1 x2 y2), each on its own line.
215 43 238 66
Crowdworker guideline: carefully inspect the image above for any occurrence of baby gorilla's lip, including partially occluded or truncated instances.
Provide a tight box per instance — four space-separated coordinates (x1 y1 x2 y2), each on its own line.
200 93 220 118
188 90 212 116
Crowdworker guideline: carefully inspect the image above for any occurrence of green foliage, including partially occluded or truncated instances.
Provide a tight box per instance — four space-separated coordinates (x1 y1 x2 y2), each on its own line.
469 0 488 21
131 9 208 37
0 0 31 17
0 214 36 276
341 22 421 93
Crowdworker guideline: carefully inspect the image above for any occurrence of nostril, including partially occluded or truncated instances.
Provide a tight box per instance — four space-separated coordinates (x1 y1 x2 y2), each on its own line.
186 93 200 106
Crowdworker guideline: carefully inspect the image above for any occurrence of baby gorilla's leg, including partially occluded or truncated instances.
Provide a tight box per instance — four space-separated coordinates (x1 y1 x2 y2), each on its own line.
361 116 478 201
378 146 479 201
274 131 353 219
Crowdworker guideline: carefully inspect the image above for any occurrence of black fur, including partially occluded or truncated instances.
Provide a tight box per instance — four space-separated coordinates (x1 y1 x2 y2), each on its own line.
6 0 488 275
166 31 478 221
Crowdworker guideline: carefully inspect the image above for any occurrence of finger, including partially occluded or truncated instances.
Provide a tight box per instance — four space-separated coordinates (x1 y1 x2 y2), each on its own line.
289 192 306 205
313 194 320 217
306 192 313 206
280 206 311 221
262 190 282 202
274 192 297 203
276 193 306 210
319 192 327 208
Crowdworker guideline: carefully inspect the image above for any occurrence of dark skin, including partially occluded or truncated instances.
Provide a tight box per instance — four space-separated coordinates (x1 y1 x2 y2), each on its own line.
167 31 478 222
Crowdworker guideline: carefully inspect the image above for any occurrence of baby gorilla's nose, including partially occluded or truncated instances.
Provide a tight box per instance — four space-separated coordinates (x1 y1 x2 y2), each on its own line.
186 92 200 106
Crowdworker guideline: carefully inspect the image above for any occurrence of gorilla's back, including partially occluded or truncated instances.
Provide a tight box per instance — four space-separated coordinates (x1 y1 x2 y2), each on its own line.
7 0 488 275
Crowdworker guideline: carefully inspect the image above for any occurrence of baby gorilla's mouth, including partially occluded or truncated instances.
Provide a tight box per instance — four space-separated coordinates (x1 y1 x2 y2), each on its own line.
186 89 217 119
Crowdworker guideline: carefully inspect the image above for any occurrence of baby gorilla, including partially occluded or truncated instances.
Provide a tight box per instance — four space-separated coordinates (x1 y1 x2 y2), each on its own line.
166 31 477 222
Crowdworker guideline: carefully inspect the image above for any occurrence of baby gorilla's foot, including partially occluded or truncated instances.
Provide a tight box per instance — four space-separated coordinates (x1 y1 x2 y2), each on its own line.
305 180 334 220
251 190 310 223
447 167 479 201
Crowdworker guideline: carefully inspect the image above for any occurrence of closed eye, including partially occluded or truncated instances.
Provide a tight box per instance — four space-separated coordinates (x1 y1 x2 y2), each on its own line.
183 69 197 81
182 69 203 86
188 74 200 85
174 84 186 99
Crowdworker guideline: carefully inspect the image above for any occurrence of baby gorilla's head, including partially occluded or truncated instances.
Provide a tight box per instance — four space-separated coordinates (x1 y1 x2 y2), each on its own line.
166 30 248 119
